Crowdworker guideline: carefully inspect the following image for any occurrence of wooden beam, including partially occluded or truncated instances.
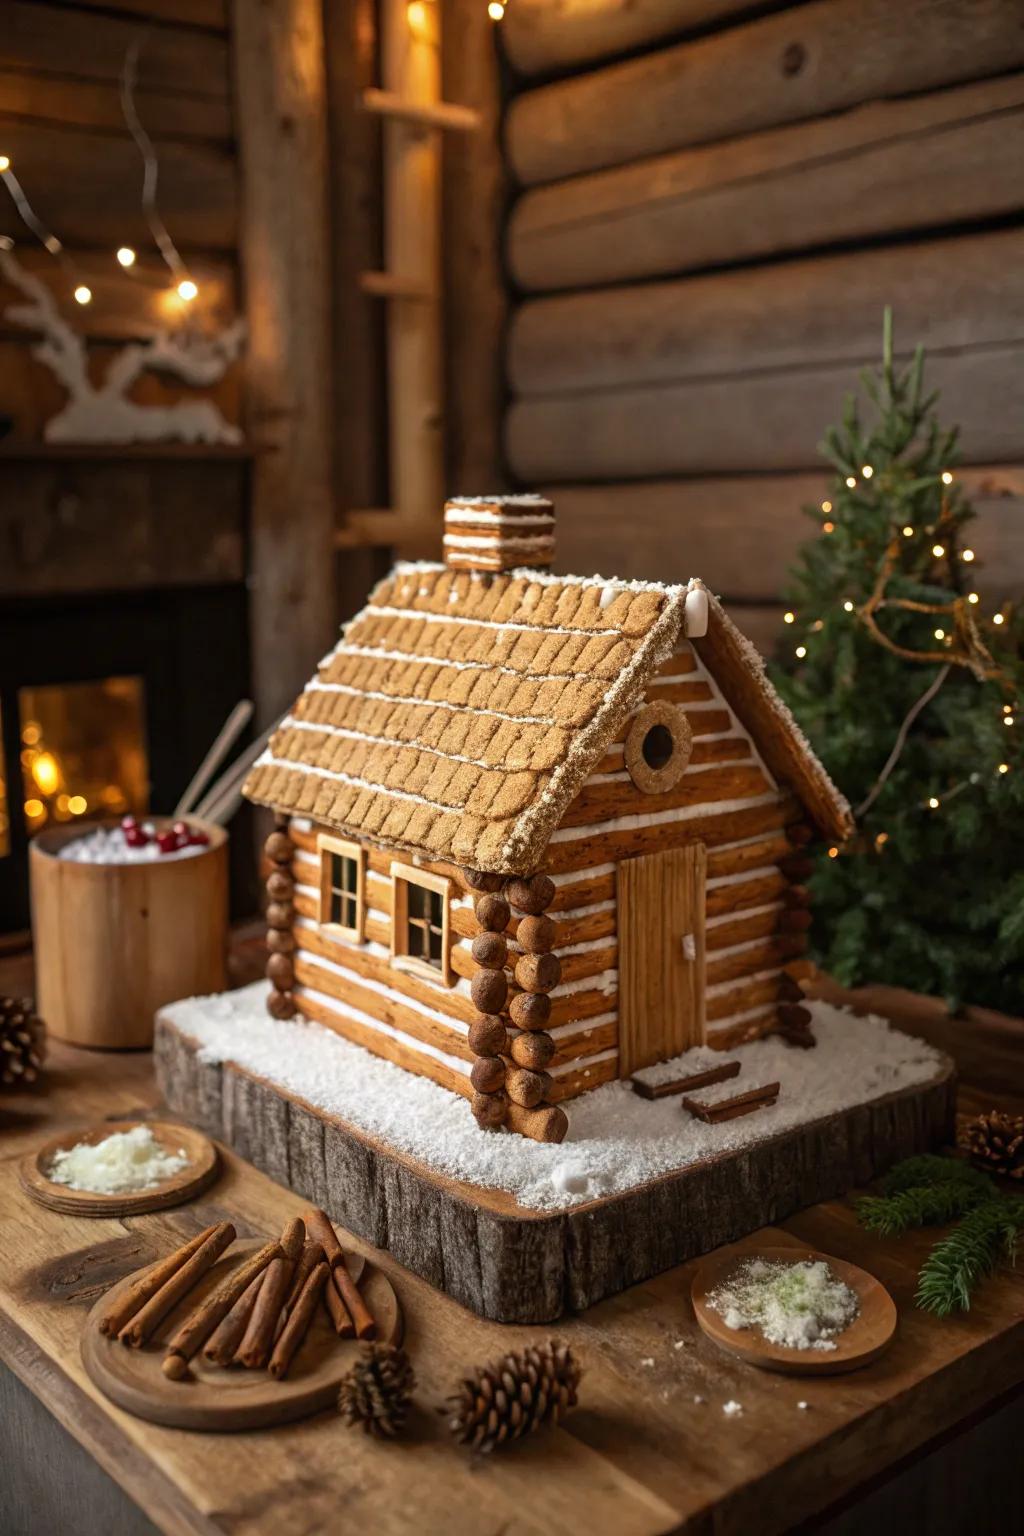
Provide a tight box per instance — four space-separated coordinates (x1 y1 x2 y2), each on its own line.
442 0 508 492
508 74 1024 292
506 0 1024 186
509 229 1024 400
503 0 755 77
380 0 445 557
549 466 1024 605
232 0 336 723
362 87 480 133
359 271 434 300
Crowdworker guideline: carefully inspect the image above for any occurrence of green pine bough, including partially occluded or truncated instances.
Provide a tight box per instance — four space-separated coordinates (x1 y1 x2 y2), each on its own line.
857 1154 1024 1315
770 310 1024 1013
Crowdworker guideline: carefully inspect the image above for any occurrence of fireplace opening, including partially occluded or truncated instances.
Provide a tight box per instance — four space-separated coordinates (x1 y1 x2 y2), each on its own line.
19 676 149 838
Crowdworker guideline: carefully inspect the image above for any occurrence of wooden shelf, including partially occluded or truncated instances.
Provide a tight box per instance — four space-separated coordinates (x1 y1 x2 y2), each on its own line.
0 442 252 462
361 87 480 133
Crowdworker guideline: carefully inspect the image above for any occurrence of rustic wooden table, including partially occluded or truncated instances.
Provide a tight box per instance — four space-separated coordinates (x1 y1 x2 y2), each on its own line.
1 932 1022 1536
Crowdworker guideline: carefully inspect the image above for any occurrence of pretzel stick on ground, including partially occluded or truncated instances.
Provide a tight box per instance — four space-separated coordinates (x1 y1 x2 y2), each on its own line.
118 1223 235 1347
162 1239 281 1380
303 1208 376 1340
268 1261 329 1380
99 1225 219 1337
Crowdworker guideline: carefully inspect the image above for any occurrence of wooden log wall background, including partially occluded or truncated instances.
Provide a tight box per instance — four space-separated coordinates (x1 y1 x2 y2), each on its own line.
498 0 1024 653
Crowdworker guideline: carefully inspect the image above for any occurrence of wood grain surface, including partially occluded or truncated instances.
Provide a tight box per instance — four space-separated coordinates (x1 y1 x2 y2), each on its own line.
0 935 1022 1536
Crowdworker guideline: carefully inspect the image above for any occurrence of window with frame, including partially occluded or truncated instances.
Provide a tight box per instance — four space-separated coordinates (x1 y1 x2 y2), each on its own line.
391 863 452 986
317 834 365 941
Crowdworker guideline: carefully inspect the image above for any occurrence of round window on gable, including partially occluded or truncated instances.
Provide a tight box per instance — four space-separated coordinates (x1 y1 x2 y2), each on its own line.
625 702 693 794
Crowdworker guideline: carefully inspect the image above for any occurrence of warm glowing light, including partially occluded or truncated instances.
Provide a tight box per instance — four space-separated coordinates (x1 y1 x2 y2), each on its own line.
795 645 807 658
1003 704 1012 713
21 722 40 745
998 763 1010 774
0 156 9 173
968 592 979 604
861 465 873 478
822 521 835 534
934 628 945 641
67 794 88 815
843 600 854 612
1004 716 1015 728
902 526 914 537
177 278 198 302
24 798 44 820
487 0 504 16
783 611 795 624
406 0 429 32
74 284 92 305
827 846 839 859
875 831 889 849
117 246 136 268
821 500 832 514
993 613 1006 625
941 471 954 485
927 796 940 810
932 544 945 558
845 476 857 489
961 548 975 562
31 752 60 795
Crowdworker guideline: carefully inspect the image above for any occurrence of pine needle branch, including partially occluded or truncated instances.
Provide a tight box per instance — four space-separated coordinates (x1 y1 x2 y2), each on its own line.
916 1197 1024 1316
857 1180 988 1237
879 1154 992 1197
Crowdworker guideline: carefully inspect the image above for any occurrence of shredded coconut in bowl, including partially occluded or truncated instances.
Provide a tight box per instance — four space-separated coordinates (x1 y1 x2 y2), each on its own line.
707 1258 859 1352
47 1125 191 1194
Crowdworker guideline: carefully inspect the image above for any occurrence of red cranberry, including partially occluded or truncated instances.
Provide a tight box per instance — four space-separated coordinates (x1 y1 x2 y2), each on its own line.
172 820 189 840
187 829 210 847
156 829 179 854
124 826 148 848
121 814 138 831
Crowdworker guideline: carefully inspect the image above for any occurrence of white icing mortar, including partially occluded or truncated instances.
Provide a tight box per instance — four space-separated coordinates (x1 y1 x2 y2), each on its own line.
162 983 945 1214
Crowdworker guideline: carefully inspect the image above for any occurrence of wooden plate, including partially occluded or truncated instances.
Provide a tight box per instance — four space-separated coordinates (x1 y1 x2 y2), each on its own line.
692 1242 897 1376
20 1120 219 1217
81 1238 402 1431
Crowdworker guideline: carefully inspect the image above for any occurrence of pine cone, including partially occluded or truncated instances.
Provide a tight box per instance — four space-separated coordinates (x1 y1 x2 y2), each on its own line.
446 1339 581 1454
961 1111 1024 1180
0 997 46 1089
338 1343 415 1438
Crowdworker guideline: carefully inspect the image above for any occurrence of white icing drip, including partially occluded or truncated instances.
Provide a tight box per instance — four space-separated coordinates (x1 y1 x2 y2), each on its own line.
305 678 556 727
706 966 780 1000
442 533 555 550
549 793 780 844
705 901 783 930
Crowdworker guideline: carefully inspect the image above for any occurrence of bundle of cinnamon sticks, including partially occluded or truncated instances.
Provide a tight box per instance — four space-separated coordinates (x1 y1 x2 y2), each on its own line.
97 1207 375 1384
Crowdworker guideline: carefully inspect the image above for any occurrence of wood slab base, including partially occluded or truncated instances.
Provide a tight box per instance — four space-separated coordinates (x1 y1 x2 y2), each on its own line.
155 1016 956 1324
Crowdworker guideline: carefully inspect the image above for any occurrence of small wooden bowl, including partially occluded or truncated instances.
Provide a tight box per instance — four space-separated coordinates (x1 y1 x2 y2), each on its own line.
30 816 228 1049
692 1241 897 1376
20 1119 219 1217
81 1238 402 1431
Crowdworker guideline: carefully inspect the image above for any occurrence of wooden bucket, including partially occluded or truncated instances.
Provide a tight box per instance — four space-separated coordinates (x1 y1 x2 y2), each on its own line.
29 818 228 1049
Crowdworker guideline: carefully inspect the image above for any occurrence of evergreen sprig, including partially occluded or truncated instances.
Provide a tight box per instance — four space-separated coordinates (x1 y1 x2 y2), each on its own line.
857 1155 1024 1314
771 311 1024 1012
916 1197 1024 1316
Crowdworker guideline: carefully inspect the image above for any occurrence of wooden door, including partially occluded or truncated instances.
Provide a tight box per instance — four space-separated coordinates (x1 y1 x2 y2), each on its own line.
618 843 706 1077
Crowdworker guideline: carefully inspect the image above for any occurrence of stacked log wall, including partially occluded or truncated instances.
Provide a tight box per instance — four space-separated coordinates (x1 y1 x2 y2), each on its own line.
498 0 1024 650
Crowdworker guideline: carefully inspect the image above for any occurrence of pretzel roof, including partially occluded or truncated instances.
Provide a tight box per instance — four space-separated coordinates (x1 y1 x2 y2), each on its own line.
243 564 852 874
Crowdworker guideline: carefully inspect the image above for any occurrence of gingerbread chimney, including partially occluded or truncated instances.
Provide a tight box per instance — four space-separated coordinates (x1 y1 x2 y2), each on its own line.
442 495 555 573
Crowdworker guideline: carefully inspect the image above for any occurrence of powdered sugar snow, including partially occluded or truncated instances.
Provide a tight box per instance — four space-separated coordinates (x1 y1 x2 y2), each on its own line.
162 984 944 1213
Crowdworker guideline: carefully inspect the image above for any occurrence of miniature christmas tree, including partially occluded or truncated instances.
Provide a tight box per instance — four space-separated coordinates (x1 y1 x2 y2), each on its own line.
772 311 1024 1013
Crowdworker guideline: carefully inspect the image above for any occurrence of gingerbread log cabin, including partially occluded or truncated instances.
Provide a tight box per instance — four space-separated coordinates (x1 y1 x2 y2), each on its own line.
243 495 853 1146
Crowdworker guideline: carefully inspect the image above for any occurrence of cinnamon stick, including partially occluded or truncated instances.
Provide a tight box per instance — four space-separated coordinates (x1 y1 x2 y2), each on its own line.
234 1256 293 1369
118 1223 235 1348
275 1240 324 1340
279 1216 306 1263
268 1261 329 1380
303 1207 376 1340
99 1225 218 1337
202 1269 266 1366
161 1239 281 1379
